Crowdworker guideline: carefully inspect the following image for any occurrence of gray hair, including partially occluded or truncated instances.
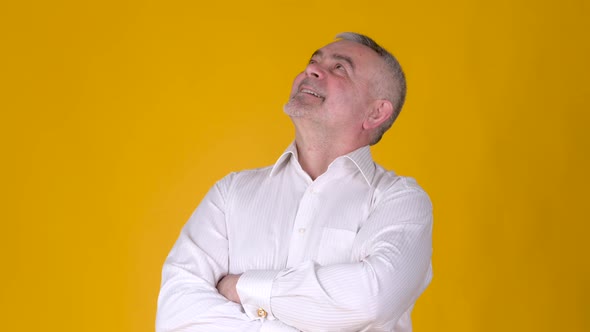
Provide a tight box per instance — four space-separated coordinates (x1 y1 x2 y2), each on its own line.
335 32 406 145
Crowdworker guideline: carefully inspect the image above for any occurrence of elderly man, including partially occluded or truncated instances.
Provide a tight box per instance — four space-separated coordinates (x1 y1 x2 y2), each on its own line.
156 32 432 332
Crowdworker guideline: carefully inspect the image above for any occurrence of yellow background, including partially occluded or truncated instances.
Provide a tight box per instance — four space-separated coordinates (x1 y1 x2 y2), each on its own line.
1 0 588 331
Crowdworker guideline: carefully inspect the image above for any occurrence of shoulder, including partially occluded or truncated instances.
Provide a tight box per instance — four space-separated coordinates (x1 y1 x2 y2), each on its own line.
373 164 427 193
371 164 432 218
215 165 275 194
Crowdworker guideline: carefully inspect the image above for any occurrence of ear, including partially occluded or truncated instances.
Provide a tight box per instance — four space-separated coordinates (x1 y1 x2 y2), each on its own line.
362 99 394 130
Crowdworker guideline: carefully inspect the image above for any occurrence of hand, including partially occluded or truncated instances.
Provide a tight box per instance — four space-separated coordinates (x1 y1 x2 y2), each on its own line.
216 274 242 303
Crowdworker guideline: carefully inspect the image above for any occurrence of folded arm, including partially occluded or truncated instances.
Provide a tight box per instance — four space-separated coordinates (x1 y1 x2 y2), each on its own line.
156 177 297 332
236 189 433 332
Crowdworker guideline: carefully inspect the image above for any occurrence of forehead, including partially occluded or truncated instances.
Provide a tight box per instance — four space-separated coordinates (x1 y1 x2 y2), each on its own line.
314 40 383 70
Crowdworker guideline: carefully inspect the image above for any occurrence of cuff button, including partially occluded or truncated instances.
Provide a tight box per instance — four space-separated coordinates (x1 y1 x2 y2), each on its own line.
257 308 267 318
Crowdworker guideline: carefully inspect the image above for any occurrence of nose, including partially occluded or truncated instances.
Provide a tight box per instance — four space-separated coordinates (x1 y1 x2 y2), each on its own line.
305 62 324 79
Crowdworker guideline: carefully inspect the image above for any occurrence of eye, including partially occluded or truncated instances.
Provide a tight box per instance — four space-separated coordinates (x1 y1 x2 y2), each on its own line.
334 63 347 74
308 59 317 65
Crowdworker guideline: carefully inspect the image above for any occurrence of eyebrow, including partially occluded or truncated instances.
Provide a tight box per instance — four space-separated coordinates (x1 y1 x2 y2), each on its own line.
311 50 356 71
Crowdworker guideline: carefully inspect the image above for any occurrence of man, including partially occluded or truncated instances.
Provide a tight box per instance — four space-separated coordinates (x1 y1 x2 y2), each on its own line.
156 32 432 332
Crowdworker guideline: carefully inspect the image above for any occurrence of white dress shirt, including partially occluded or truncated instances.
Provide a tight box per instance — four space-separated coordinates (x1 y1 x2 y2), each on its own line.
156 143 433 332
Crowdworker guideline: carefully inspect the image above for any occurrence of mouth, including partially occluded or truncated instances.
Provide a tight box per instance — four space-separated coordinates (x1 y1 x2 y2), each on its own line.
299 87 324 100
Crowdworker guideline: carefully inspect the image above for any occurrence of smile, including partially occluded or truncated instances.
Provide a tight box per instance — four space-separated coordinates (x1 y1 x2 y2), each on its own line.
299 88 324 100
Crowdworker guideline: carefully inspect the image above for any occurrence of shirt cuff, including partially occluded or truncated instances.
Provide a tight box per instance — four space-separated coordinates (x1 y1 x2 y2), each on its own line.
237 269 280 321
260 319 300 331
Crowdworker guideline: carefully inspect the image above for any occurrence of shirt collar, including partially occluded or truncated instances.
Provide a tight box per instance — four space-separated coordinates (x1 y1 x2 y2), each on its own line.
340 145 376 186
270 141 299 177
270 142 376 186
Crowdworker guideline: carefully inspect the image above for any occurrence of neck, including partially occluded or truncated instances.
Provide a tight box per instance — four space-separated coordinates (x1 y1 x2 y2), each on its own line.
294 131 367 180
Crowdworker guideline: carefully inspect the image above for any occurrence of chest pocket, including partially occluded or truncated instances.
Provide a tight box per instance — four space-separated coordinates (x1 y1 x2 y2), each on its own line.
316 227 357 265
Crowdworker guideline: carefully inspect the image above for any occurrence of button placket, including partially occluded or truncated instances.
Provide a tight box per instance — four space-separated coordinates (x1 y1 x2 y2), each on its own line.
285 186 318 267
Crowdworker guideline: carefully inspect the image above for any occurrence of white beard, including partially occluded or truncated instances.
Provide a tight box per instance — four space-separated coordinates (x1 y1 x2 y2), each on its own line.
283 95 319 117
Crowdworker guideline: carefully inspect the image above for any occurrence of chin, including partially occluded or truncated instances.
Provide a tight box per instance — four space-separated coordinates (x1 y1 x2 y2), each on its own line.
283 102 307 117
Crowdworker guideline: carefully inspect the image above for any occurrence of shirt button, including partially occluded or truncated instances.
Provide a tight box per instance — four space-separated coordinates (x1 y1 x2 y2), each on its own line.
298 228 306 234
257 308 267 318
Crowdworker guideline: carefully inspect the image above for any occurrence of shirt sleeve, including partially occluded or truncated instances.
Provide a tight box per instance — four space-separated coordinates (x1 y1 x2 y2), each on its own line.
156 175 263 332
236 185 433 332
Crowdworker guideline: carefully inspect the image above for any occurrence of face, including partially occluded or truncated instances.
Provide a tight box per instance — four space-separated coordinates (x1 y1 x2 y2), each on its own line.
284 40 384 132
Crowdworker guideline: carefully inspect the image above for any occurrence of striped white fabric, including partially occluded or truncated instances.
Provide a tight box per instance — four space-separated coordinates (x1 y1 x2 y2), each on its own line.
156 142 432 332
